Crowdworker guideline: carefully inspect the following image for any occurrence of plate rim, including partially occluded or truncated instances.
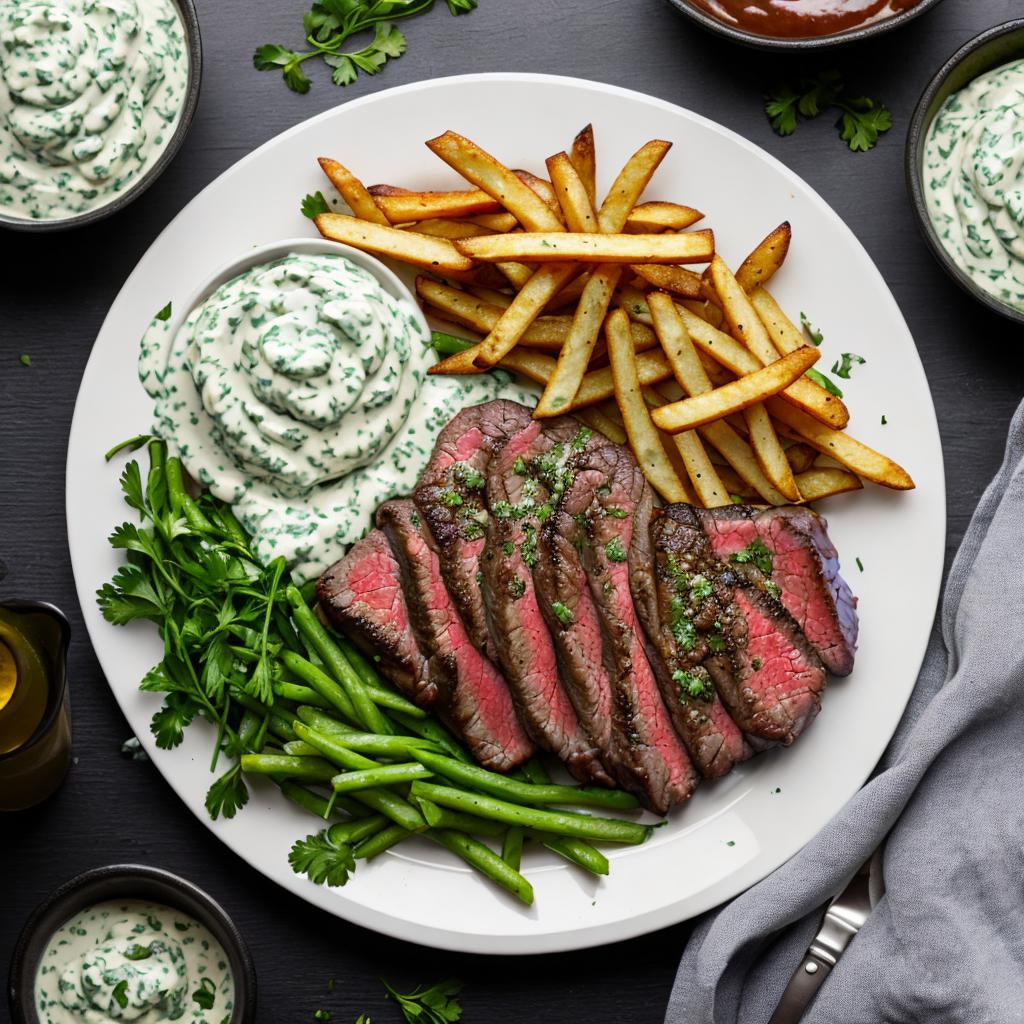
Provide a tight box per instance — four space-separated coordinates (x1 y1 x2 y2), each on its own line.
66 71 947 954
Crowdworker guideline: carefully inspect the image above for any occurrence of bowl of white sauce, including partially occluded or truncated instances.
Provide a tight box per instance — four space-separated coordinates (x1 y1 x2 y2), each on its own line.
7 864 256 1024
907 19 1024 324
0 0 202 231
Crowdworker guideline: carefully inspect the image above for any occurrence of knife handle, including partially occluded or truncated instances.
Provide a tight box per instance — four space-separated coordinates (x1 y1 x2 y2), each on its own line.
766 952 833 1024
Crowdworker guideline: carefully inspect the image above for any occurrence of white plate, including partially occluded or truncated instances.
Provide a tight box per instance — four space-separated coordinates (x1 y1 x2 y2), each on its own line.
66 73 945 954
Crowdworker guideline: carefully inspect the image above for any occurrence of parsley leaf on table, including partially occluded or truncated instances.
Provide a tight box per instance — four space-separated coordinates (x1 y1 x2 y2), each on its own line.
289 829 356 887
765 72 892 152
256 1 480 94
383 978 463 1024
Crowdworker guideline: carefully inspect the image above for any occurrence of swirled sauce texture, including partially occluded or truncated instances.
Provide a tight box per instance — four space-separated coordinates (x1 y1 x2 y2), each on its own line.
0 0 189 221
141 252 533 582
34 899 234 1024
924 59 1024 312
686 0 920 37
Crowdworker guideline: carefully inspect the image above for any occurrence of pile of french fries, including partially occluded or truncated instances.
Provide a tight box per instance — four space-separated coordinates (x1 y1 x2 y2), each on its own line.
311 126 913 508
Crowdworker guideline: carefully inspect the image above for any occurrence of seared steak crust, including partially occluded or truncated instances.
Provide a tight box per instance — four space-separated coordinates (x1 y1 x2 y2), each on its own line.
377 498 534 772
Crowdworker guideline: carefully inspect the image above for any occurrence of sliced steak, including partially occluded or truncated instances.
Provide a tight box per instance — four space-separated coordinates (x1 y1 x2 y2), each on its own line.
414 400 534 662
697 505 858 676
482 418 613 786
547 436 698 813
316 530 437 707
637 506 750 778
376 498 534 772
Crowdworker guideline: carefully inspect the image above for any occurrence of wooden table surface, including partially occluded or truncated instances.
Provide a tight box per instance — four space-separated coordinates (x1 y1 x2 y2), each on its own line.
2 1 1022 1020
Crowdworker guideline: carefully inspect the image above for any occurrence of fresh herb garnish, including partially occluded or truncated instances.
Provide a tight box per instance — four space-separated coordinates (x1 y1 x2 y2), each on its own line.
192 978 217 1011
765 72 892 152
383 978 463 1024
19 353 31 367
605 506 627 519
670 597 697 651
672 669 712 702
255 2 479 94
512 456 528 476
440 490 463 507
752 657 762 670
799 312 824 346
550 601 574 628
708 635 726 653
313 1011 332 1022
507 575 526 599
855 556 864 572
430 331 474 355
604 537 627 563
881 414 888 426
730 538 773 577
155 301 172 322
452 463 485 490
302 191 332 219
289 828 356 887
501 541 514 557
124 943 154 961
831 352 866 379
112 981 129 1009
805 367 843 398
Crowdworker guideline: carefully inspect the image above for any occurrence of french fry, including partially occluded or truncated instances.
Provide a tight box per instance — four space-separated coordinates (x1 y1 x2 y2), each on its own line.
495 261 534 289
497 348 556 384
680 297 725 329
709 255 782 366
748 286 849 429
700 420 789 505
574 348 674 408
318 158 389 225
512 169 563 219
606 309 690 503
576 404 629 445
624 201 704 233
570 124 597 207
743 402 800 501
368 185 503 222
651 347 820 433
794 467 863 501
314 213 474 273
547 152 599 233
426 132 565 232
468 285 514 308
469 212 519 231
455 230 715 264
765 398 915 490
407 218 495 239
630 263 702 298
786 443 817 474
736 222 791 293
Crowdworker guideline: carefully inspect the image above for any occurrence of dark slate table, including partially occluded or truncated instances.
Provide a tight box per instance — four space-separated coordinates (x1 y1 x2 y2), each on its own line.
3 1 1023 1020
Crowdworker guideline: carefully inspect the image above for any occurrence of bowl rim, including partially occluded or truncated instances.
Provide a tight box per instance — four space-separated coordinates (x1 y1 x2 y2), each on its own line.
661 0 947 50
905 17 1024 326
6 863 257 1024
0 0 203 233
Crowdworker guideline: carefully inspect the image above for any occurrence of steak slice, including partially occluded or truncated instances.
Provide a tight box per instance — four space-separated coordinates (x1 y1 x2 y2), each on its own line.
414 400 534 662
482 418 614 786
548 436 698 813
697 505 858 676
316 530 437 707
377 499 533 772
637 506 751 778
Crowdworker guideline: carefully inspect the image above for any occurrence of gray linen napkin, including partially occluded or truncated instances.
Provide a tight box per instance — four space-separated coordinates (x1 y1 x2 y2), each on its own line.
666 399 1024 1024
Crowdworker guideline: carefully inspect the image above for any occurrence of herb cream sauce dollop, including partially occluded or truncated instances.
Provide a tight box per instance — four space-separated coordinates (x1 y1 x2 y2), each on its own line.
924 57 1024 311
34 899 234 1024
0 0 189 221
141 251 534 582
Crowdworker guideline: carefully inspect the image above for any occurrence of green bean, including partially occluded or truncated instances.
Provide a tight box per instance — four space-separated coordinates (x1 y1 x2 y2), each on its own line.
298 578 319 604
240 753 336 782
427 829 534 905
280 649 358 723
286 586 391 734
294 724 426 832
278 781 364 820
236 709 263 752
520 757 552 785
165 456 214 532
417 803 506 839
272 607 305 655
410 749 640 810
233 693 296 742
410 782 650 845
212 504 251 549
526 831 609 876
391 711 471 762
331 764 432 793
355 824 410 861
431 331 476 355
501 827 525 871
282 740 322 757
273 681 331 709
329 639 427 718
296 707 439 758
327 816 389 846
367 687 429 718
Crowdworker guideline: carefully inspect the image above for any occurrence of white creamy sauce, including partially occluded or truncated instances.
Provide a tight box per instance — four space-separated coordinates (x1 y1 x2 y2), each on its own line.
0 0 189 221
923 57 1024 311
34 899 234 1024
141 251 535 582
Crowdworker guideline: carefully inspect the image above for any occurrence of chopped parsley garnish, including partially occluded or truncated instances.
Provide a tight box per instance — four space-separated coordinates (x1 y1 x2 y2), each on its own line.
502 541 514 556
730 538 773 577
154 301 172 322
604 536 627 562
314 1012 332 1022
440 490 463 507
301 191 331 219
831 352 866 379
725 839 736 847
881 414 888 426
855 556 864 572
19 353 31 367
507 575 526 599
673 669 712 702
765 72 892 152
805 367 843 398
708 635 726 653
452 463 485 490
570 427 593 450
800 312 824 345
520 524 538 567
513 456 528 475
689 574 713 604
772 787 782 795
670 596 697 651
535 502 554 523
192 978 217 1011
605 506 627 519
550 601 574 627
751 657 762 670
461 520 484 541
730 494 743 505
764 581 782 600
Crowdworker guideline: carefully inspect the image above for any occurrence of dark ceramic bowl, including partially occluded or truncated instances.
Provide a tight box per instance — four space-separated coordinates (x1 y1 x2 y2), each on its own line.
7 865 256 1024
0 0 202 233
662 0 946 50
906 19 1024 325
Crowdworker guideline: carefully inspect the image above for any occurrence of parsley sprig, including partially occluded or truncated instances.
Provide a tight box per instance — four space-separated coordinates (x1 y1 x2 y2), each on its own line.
255 0 479 94
383 978 463 1024
765 71 892 152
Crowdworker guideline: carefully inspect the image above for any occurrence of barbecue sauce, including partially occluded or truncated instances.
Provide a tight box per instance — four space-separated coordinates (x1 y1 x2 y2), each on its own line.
687 0 922 38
